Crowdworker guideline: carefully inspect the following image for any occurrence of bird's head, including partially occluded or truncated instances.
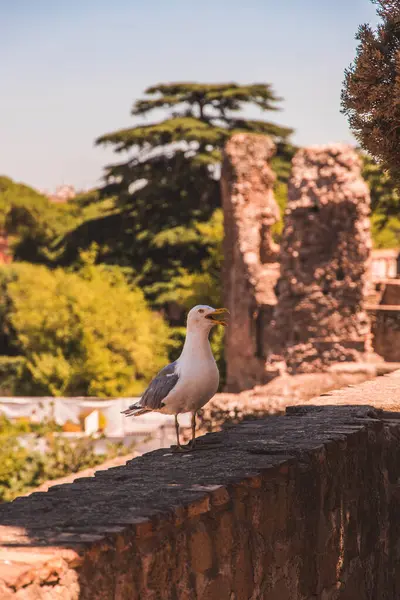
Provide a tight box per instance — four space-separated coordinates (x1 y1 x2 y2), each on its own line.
187 305 230 332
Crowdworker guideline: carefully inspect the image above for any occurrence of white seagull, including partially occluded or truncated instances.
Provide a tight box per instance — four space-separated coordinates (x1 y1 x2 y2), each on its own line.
122 305 229 452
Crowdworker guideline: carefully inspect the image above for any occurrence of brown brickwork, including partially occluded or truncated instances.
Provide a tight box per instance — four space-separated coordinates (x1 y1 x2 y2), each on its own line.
267 144 375 374
1 371 400 598
221 133 280 392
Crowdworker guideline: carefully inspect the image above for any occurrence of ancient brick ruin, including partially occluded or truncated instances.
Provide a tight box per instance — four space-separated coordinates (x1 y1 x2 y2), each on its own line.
221 133 280 392
267 144 375 374
221 139 381 389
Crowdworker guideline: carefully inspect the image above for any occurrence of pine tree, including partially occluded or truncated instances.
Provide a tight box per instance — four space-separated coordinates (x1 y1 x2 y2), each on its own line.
60 82 295 303
342 0 400 220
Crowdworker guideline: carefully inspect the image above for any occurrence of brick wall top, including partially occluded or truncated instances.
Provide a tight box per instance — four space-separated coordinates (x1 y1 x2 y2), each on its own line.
1 370 400 599
308 368 400 411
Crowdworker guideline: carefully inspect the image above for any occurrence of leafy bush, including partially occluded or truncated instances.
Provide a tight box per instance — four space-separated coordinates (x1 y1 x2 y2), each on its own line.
0 356 26 395
36 434 127 481
0 254 171 396
371 214 400 249
0 412 129 502
0 435 39 502
154 209 223 309
0 176 114 265
0 176 71 264
0 413 58 501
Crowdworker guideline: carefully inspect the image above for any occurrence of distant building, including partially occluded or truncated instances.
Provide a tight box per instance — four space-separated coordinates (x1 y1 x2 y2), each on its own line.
371 248 399 281
43 185 77 203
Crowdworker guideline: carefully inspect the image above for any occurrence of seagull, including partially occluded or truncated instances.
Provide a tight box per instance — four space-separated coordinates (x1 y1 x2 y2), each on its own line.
122 305 229 452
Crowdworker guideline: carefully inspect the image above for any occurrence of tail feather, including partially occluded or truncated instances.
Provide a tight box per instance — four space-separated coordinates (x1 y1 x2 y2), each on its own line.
121 404 149 418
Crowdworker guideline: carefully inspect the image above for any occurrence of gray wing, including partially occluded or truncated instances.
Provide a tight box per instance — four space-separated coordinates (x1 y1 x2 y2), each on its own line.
138 361 180 410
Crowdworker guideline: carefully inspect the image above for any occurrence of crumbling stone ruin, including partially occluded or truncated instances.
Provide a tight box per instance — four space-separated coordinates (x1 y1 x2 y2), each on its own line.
221 133 281 392
267 144 375 374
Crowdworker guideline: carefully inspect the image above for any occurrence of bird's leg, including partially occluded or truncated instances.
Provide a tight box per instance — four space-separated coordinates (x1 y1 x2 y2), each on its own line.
174 414 181 447
188 411 197 449
172 414 191 453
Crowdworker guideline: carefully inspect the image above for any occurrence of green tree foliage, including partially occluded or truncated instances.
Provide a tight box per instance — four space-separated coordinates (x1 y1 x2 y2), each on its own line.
371 214 400 247
0 176 62 263
361 152 400 247
342 0 400 214
0 413 129 502
154 208 224 309
0 176 114 264
361 153 400 222
59 82 295 304
0 255 171 396
0 357 26 395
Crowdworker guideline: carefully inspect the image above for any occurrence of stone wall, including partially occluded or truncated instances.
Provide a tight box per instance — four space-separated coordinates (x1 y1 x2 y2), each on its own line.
267 144 374 374
1 370 400 599
368 280 400 362
221 133 280 392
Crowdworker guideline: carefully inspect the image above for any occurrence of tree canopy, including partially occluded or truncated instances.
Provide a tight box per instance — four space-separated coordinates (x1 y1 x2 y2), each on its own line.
361 153 400 224
0 176 64 263
0 256 171 397
0 176 113 265
58 82 295 305
342 0 400 220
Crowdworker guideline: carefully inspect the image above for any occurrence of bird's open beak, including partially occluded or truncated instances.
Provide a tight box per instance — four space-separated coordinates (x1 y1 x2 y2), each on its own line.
206 307 230 327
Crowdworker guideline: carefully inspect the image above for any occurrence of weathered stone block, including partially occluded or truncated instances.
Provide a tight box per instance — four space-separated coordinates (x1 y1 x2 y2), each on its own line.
189 524 213 573
221 133 281 391
267 144 375 373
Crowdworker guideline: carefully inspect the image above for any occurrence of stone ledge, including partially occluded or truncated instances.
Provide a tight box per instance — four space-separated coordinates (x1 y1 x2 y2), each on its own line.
307 368 400 411
0 370 400 599
0 405 384 546
366 304 400 311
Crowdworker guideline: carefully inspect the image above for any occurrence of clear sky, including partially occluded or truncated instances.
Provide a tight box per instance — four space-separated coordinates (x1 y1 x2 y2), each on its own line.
1 0 379 192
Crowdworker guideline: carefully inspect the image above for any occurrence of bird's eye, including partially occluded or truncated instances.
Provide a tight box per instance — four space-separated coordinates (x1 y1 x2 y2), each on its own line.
198 309 204 314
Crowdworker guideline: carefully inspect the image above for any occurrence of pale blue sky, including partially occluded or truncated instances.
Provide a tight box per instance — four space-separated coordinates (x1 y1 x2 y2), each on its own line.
1 0 379 191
